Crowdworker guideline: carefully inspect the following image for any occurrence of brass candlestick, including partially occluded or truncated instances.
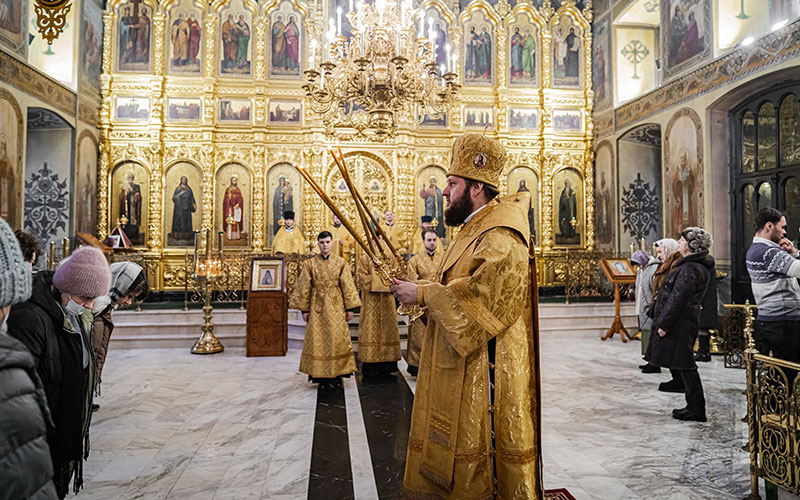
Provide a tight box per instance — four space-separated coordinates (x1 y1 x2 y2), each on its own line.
191 229 224 355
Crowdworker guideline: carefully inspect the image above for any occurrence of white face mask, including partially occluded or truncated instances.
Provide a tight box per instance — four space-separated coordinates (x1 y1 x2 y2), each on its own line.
64 299 87 316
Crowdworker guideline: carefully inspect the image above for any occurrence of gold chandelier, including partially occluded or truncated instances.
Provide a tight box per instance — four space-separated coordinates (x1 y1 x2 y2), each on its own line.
302 0 460 139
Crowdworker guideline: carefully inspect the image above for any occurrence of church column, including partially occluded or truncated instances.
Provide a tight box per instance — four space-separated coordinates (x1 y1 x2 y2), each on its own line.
252 145 266 252
396 146 416 237
583 16 595 252
146 143 164 252
302 145 325 244
97 142 110 240
200 144 214 241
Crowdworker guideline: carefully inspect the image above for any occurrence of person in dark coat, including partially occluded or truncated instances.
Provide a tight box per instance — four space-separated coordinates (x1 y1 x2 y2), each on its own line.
647 227 714 422
695 266 718 362
91 262 148 394
7 247 111 498
0 216 58 500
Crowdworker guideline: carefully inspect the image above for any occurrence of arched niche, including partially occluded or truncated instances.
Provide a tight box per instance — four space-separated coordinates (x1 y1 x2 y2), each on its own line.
507 165 539 245
215 162 253 246
594 141 615 250
110 161 150 246
552 167 583 246
414 165 447 239
163 161 203 247
0 89 23 230
266 161 303 246
75 131 98 235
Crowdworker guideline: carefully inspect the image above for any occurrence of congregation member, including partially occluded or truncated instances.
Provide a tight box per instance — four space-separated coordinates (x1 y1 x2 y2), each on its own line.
746 207 800 381
357 237 401 376
646 238 683 383
326 214 354 260
14 229 42 269
7 246 111 498
410 215 443 255
91 262 149 402
290 231 360 387
272 210 305 254
647 228 714 422
0 217 58 500
635 241 674 374
392 134 541 498
404 228 443 376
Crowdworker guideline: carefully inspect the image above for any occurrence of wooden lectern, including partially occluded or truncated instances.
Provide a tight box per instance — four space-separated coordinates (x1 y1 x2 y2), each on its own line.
599 258 637 343
246 257 288 356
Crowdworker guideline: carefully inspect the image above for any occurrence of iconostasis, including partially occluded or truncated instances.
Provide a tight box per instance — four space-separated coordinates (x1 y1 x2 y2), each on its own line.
99 0 594 289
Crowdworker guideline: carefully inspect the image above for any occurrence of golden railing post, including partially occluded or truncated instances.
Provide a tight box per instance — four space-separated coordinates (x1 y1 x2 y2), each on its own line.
727 301 762 500
47 241 56 271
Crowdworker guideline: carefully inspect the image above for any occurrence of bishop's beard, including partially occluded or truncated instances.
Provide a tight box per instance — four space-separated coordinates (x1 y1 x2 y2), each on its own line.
444 189 475 226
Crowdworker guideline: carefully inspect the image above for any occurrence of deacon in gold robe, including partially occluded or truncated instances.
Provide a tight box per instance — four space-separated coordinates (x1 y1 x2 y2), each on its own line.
391 134 541 499
290 231 360 387
383 209 407 253
410 215 443 255
327 214 354 260
357 238 401 376
272 210 305 254
405 228 443 376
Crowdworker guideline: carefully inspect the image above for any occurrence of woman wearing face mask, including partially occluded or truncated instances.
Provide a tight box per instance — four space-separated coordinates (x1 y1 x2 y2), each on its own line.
7 246 111 499
91 262 148 400
0 217 58 500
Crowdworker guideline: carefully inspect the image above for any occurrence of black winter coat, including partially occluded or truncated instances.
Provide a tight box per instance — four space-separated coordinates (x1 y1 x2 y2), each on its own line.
7 272 95 499
0 332 58 500
646 251 714 370
698 266 718 330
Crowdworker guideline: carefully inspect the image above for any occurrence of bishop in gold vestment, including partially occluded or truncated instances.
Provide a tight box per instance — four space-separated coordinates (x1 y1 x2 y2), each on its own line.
405 229 443 375
272 211 305 254
290 231 360 383
392 134 541 499
357 241 401 375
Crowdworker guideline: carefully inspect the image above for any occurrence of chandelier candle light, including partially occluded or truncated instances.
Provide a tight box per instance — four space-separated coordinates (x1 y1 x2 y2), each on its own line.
302 0 460 137
191 229 225 355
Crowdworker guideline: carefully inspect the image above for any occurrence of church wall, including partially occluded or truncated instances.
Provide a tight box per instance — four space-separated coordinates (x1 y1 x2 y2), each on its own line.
24 127 74 243
616 138 661 250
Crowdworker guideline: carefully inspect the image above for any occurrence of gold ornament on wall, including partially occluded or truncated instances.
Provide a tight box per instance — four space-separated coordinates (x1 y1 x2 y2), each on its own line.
33 0 72 45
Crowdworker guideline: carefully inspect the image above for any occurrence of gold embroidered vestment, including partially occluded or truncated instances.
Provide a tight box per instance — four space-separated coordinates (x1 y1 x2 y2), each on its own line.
272 227 305 254
357 253 401 363
290 254 360 378
404 192 541 500
405 250 443 368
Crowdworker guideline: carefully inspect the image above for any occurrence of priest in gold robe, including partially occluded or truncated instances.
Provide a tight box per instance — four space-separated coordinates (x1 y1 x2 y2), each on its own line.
290 231 360 387
272 211 305 254
391 134 542 499
405 228 443 376
383 209 407 253
357 238 401 376
327 214 354 260
410 215 443 255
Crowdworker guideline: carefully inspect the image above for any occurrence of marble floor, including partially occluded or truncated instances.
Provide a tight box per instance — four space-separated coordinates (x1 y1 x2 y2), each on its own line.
80 329 751 500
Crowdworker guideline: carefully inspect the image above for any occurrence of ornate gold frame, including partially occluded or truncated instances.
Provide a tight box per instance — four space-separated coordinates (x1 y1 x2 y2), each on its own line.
98 0 595 290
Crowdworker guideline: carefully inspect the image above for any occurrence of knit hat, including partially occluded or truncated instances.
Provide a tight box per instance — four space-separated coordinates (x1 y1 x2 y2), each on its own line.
0 217 31 308
447 133 507 189
630 250 649 268
53 247 112 298
655 238 678 258
681 227 713 253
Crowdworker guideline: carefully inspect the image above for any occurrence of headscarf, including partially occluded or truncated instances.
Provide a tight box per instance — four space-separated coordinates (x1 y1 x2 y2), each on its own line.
654 238 678 259
91 262 144 315
630 250 650 268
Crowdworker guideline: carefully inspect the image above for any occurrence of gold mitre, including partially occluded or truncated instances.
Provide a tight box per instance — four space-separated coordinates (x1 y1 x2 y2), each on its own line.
447 133 507 189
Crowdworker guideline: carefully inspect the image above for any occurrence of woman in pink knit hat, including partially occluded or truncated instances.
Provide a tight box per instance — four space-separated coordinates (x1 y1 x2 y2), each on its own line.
7 246 111 499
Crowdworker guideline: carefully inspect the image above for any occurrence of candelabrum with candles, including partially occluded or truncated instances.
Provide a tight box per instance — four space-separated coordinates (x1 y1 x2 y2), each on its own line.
191 229 225 355
302 0 460 138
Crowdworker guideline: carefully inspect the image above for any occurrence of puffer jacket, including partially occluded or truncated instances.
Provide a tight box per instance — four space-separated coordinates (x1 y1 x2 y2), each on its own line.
646 251 714 370
7 272 95 499
0 332 58 500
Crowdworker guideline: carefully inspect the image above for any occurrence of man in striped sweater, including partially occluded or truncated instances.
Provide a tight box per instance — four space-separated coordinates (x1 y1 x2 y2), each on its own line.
746 207 800 373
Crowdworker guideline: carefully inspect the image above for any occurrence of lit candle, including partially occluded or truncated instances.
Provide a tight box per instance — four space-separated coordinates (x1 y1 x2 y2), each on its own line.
397 30 401 55
218 231 224 259
640 237 646 251
360 33 365 57
418 16 423 38
206 228 212 261
445 43 451 72
321 68 325 87
193 231 198 266
349 0 353 13
337 7 342 36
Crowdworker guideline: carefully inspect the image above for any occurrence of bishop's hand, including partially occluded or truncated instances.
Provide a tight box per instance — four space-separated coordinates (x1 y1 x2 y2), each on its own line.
390 278 418 305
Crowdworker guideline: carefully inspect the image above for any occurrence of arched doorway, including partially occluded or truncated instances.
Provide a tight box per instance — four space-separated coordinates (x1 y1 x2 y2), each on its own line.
730 82 800 301
617 123 662 251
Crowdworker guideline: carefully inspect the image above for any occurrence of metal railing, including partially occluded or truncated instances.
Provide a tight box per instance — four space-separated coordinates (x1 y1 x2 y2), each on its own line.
728 302 800 499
